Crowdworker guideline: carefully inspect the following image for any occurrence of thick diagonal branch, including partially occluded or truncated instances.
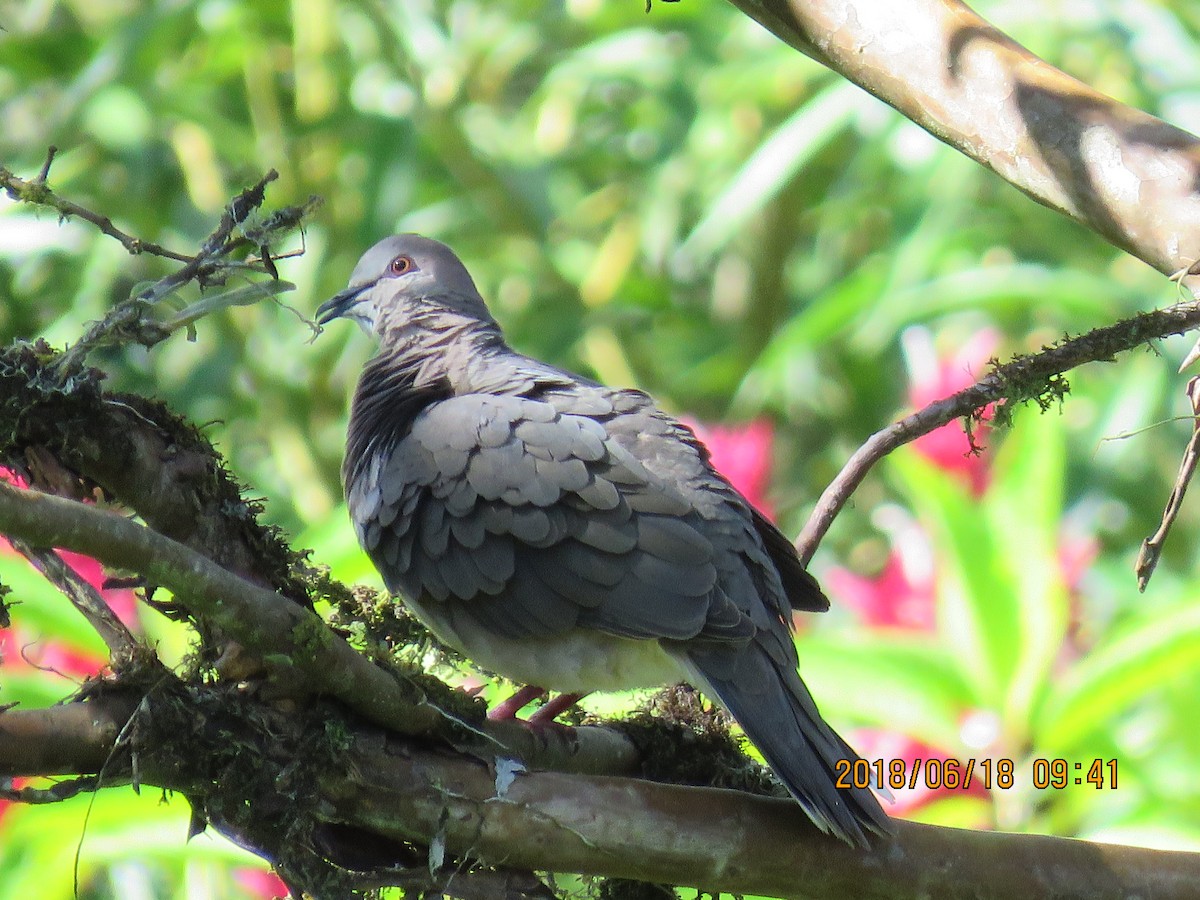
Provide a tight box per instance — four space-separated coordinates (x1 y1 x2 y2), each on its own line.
726 0 1200 288
0 344 310 607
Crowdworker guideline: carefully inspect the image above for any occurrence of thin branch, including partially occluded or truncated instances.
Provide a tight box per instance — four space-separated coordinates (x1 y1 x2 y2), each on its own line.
0 775 103 805
724 0 1200 288
795 300 1200 564
0 160 319 372
0 153 192 262
6 538 136 657
0 482 641 775
53 171 306 372
1135 376 1200 590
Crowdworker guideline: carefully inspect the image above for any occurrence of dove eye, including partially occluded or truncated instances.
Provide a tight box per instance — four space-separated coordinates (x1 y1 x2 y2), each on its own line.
388 255 414 275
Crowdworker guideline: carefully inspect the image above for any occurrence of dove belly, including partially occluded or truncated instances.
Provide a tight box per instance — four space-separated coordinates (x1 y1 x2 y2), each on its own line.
406 597 686 693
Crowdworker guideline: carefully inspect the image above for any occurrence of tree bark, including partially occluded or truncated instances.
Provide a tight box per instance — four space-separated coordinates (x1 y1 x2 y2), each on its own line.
4 695 1199 900
726 0 1200 288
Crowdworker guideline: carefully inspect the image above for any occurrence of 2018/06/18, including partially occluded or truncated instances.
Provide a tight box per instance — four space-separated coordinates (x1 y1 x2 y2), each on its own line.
834 757 1119 791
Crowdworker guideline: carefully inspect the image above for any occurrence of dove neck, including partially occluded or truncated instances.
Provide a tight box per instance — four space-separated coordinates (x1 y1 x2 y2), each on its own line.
344 341 456 491
376 311 508 390
345 309 514 488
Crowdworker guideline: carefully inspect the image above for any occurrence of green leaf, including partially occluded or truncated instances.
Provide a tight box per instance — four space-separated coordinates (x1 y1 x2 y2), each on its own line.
890 450 1020 710
799 633 974 749
1037 599 1200 753
675 79 867 269
985 410 1069 734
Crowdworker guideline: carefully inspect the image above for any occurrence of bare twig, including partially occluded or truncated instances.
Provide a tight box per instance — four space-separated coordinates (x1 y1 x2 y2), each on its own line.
6 537 136 657
0 159 319 372
796 301 1200 564
34 146 57 184
0 155 192 262
0 775 102 804
53 171 302 372
1136 376 1200 590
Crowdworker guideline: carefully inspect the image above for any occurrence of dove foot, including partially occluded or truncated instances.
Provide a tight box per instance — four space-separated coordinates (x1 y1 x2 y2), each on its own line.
487 685 547 721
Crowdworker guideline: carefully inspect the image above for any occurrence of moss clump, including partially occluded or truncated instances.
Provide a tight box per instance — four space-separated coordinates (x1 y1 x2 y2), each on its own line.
618 684 782 798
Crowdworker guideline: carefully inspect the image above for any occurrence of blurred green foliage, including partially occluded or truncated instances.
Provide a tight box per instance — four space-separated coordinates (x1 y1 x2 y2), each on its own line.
3 0 1200 897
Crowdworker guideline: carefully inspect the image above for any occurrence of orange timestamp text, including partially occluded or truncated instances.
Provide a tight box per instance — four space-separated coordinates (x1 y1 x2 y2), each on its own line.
834 757 1119 792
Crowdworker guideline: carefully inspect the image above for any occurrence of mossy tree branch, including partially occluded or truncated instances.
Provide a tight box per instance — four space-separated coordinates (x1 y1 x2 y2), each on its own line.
795 300 1200 564
0 479 640 773
3 692 1200 899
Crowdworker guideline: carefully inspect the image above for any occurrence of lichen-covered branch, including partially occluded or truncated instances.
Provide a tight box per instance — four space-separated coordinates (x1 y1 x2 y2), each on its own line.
795 300 1200 564
54 170 312 371
0 159 318 373
725 0 1200 290
0 342 312 609
0 148 192 263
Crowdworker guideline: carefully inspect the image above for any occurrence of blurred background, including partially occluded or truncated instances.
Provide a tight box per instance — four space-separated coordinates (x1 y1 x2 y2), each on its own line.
3 0 1200 897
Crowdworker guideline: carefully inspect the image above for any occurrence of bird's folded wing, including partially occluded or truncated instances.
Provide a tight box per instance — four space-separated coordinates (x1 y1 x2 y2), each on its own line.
357 391 756 644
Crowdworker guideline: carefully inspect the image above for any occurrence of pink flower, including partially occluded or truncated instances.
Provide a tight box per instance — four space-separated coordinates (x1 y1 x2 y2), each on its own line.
826 551 935 631
235 868 288 899
825 508 936 631
852 729 992 819
1058 530 1097 597
904 327 999 495
56 550 140 629
0 776 29 829
0 625 105 679
682 418 776 517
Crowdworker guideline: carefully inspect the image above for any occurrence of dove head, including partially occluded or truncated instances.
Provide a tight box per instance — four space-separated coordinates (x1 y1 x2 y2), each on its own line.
316 234 497 339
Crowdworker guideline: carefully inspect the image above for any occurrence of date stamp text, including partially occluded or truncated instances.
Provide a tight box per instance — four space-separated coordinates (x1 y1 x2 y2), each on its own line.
834 758 1119 792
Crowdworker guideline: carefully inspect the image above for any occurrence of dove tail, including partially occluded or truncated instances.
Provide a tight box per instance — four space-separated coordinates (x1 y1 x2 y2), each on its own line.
678 644 891 848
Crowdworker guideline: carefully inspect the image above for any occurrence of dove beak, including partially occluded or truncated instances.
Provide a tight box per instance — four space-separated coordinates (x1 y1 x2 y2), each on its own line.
315 282 372 325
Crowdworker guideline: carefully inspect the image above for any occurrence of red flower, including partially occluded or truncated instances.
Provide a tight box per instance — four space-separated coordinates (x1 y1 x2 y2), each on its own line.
904 327 998 495
825 508 936 631
0 625 105 679
852 729 992 818
235 867 289 899
683 418 776 517
826 552 935 632
56 550 140 628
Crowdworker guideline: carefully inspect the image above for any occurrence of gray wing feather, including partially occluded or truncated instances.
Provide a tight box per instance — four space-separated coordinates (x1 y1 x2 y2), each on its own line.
449 512 487 549
362 390 779 649
573 505 638 554
471 533 516 585
636 515 713 566
532 456 591 492
574 475 620 510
